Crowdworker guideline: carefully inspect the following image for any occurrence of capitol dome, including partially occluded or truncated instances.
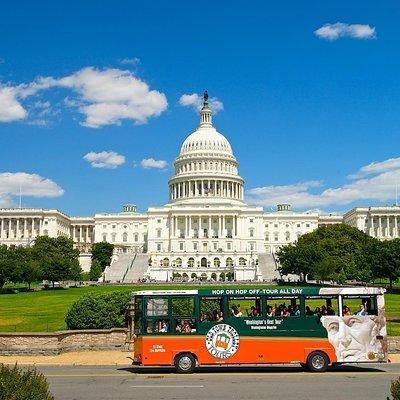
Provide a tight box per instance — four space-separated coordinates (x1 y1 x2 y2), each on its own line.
168 92 244 204
180 127 233 156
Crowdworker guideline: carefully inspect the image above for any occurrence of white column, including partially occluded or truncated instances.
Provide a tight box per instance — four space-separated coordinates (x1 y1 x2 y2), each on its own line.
395 216 399 237
16 219 20 239
218 216 222 238
0 218 3 238
378 217 382 237
208 216 211 238
387 216 390 237
222 216 225 237
8 219 12 238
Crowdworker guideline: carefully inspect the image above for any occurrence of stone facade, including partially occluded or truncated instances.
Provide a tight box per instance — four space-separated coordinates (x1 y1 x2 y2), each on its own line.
0 328 127 355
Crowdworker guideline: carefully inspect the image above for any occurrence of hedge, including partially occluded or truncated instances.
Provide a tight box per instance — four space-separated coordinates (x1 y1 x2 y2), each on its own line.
65 291 130 330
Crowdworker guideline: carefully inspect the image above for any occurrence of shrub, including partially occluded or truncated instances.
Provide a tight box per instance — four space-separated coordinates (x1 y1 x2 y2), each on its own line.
390 376 400 400
0 364 54 400
65 291 130 329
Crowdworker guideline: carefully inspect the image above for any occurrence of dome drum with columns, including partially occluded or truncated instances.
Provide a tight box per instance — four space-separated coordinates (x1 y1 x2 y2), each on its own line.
168 92 244 204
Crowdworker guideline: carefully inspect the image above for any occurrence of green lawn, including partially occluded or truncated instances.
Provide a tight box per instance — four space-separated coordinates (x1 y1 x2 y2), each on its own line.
0 284 399 334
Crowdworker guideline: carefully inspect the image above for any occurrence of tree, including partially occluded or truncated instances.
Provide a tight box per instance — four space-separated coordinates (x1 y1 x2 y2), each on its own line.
0 245 13 288
369 238 400 289
89 259 102 281
276 224 376 283
91 242 114 270
32 236 79 288
69 260 83 284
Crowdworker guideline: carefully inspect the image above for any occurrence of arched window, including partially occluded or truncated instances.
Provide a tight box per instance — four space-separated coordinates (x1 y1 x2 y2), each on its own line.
162 258 169 267
285 231 290 241
211 273 217 281
201 257 207 267
111 233 116 242
213 257 220 267
191 272 197 279
175 258 182 267
102 234 107 242
249 228 254 237
188 257 195 268
122 232 128 242
239 257 247 266
226 257 233 267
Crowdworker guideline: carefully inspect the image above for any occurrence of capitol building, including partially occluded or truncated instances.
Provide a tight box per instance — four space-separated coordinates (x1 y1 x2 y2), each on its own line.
1 94 400 282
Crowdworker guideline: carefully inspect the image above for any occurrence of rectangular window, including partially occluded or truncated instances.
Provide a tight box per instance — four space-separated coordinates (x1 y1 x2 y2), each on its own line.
156 243 161 251
146 319 170 334
174 318 197 334
179 242 184 251
213 242 218 250
228 297 261 318
146 297 168 316
157 230 161 238
193 242 198 251
172 297 194 316
304 296 339 317
200 297 223 322
341 296 378 316
265 296 300 317
227 242 232 250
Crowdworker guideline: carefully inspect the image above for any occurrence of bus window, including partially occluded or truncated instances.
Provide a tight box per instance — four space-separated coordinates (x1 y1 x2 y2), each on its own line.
172 297 197 333
341 296 378 316
146 297 168 316
228 297 261 317
134 297 142 334
305 296 339 317
172 297 195 316
146 319 170 334
200 297 223 322
175 319 197 333
266 297 300 317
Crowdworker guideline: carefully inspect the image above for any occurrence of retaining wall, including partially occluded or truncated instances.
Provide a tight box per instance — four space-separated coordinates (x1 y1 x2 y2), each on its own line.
0 328 127 355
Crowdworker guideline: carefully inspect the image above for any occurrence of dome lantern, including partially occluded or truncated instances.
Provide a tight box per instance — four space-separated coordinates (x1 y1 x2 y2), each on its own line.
199 90 212 128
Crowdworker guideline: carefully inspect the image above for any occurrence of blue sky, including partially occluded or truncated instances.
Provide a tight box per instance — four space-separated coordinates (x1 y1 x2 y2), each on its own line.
1 0 400 215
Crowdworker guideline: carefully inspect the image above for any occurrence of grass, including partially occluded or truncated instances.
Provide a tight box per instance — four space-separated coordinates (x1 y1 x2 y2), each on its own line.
0 283 399 334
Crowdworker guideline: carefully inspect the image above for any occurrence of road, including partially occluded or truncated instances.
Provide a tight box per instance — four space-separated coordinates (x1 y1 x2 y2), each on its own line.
39 363 400 400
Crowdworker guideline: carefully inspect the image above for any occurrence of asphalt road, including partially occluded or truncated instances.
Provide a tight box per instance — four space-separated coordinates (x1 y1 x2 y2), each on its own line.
39 363 400 400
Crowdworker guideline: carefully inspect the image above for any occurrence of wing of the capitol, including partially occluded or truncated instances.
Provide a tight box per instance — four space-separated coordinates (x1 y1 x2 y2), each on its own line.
1 94 400 282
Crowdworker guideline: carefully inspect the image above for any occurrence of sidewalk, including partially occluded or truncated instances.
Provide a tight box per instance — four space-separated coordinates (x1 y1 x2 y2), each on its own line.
0 351 399 366
0 351 133 366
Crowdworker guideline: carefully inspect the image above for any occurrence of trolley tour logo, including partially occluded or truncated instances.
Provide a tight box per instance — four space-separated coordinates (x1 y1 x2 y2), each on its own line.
205 324 240 359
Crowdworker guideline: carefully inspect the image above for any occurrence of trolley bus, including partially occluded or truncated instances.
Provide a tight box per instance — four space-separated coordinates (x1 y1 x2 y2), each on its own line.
132 286 387 373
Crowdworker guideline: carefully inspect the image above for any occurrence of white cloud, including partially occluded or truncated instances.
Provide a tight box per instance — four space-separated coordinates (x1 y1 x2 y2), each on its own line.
348 157 400 179
179 93 224 114
314 23 376 41
0 86 27 122
140 158 168 169
246 157 400 209
0 172 64 205
83 151 125 169
120 57 140 65
0 67 168 127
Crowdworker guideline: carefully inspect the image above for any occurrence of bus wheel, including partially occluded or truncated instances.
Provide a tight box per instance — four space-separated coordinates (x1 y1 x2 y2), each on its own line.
306 351 329 373
174 353 196 374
